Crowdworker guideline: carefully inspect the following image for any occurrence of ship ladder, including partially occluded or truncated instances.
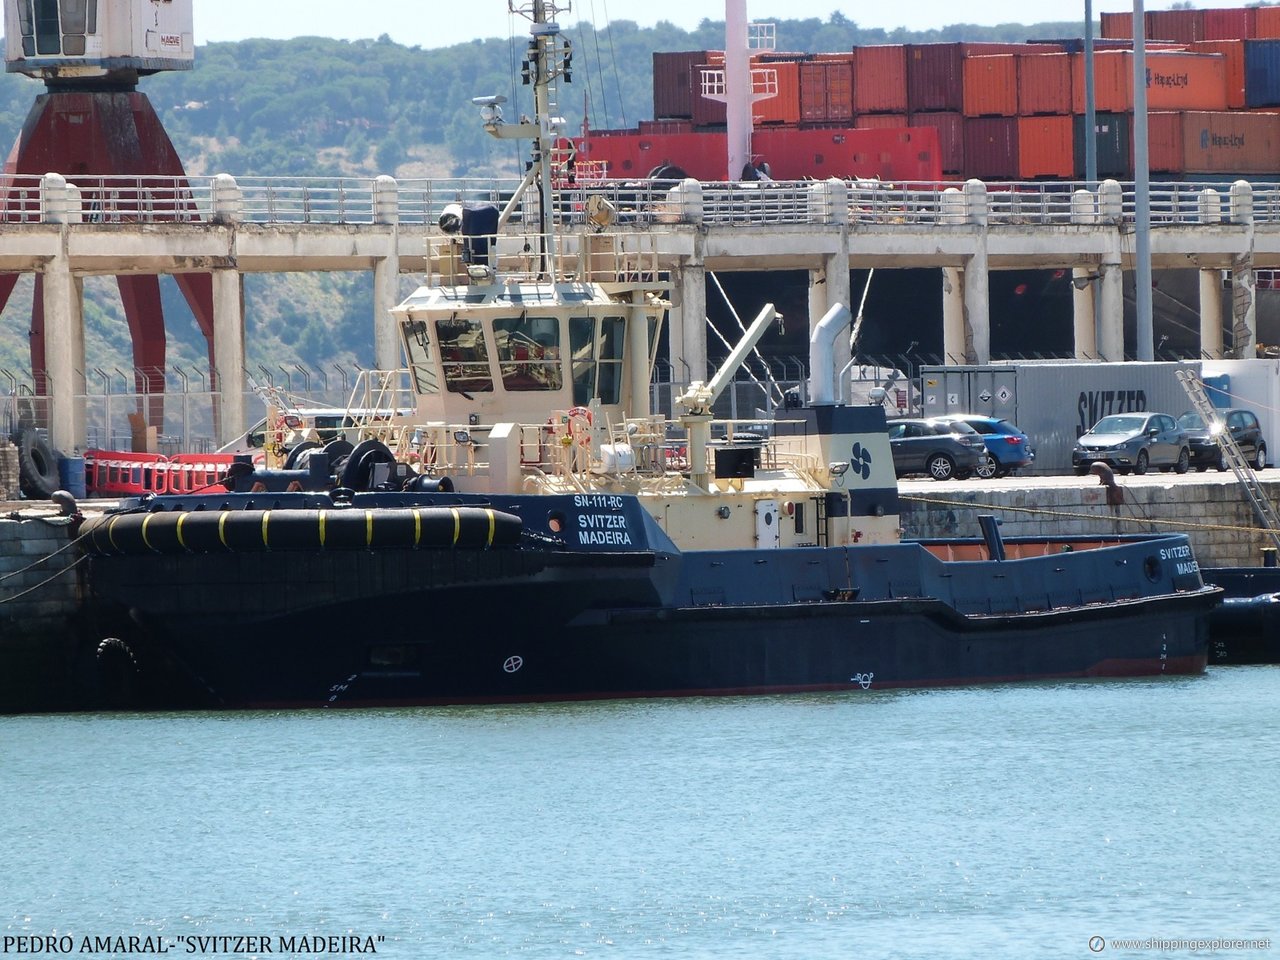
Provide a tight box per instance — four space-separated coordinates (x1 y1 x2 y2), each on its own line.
1175 369 1280 552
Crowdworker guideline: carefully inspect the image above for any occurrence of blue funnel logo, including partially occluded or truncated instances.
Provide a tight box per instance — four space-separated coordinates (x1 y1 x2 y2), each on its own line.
850 442 873 480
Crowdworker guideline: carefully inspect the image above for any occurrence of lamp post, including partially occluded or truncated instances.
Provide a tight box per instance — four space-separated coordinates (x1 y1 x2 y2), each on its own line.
1133 0 1154 361
1084 0 1097 185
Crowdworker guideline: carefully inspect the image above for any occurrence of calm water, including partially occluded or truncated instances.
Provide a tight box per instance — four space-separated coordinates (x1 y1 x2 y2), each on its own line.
3 668 1278 960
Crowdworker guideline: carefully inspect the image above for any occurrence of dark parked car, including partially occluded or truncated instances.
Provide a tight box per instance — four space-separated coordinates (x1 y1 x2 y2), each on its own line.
951 415 1035 479
1176 408 1267 471
886 417 987 481
1072 412 1189 476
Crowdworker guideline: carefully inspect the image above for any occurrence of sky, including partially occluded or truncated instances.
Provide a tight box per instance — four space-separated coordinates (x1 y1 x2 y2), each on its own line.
194 0 1201 48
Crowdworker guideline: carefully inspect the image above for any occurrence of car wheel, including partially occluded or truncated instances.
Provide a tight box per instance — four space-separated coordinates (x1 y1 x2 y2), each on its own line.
926 453 956 481
974 452 998 479
1255 444 1267 471
1174 447 1189 474
1216 449 1228 472
1134 450 1149 475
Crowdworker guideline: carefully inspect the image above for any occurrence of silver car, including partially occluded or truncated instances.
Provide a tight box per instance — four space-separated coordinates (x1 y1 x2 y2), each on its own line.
1072 412 1190 476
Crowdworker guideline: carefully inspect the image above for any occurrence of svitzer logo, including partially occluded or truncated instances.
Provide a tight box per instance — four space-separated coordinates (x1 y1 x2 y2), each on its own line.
1200 129 1246 150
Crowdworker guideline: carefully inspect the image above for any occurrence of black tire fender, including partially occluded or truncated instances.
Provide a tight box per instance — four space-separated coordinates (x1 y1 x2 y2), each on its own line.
18 427 61 499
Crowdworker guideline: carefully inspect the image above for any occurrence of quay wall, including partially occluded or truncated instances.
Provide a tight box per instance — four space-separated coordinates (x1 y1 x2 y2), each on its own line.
898 475 1276 567
0 506 85 713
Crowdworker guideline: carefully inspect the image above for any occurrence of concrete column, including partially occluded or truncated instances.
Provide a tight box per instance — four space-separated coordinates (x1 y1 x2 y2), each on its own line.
942 267 965 364
1072 268 1098 359
1230 180 1257 359
671 240 708 387
372 175 401 371
1098 261 1124 361
963 180 990 364
809 248 852 380
1200 269 1224 360
41 243 85 454
213 268 246 447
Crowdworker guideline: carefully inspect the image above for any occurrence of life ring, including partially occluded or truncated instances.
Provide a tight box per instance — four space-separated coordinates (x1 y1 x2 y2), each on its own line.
567 406 593 426
18 427 61 499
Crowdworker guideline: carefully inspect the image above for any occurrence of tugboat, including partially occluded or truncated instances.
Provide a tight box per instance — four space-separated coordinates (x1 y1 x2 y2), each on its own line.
76 1 1219 709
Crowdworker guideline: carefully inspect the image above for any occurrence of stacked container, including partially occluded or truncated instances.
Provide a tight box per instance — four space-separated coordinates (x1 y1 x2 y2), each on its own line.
853 45 908 114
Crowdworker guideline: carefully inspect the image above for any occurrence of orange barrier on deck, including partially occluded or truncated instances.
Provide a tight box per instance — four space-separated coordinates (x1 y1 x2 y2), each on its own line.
84 449 240 497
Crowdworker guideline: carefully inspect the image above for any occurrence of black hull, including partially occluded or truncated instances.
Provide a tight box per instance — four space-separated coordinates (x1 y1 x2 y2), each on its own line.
78 493 1217 709
1204 567 1280 665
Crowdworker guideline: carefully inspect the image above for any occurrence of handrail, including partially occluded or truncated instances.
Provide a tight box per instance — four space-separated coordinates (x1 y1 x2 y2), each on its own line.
5 172 1279 227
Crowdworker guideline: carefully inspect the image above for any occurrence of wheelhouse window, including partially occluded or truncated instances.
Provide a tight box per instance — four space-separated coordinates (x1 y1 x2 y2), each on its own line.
570 315 596 406
597 316 625 405
494 315 563 392
401 320 440 396
436 316 493 393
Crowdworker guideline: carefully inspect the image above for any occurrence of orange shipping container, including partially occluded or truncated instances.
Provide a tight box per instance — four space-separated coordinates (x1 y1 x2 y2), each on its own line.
1258 6 1280 38
1146 9 1204 43
1072 51 1228 112
799 57 854 123
963 55 1018 117
855 113 909 130
1183 110 1280 172
1100 11 1133 39
1017 115 1074 178
854 45 908 113
1017 52 1072 114
1191 40 1246 108
753 60 801 124
1147 111 1184 172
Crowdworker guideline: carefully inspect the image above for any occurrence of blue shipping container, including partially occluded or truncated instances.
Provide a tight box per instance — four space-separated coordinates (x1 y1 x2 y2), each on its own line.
1245 39 1280 108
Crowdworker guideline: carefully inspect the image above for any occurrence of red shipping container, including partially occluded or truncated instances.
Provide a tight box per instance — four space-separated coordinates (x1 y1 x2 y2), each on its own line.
1017 52 1072 115
855 113 909 129
907 42 1031 112
964 117 1018 179
854 45 908 113
1182 109 1280 172
753 60 801 124
1147 111 1184 172
1072 51 1228 112
1258 6 1280 38
799 58 854 123
1191 40 1246 108
1100 11 1133 39
963 55 1018 117
1018 115 1074 177
1146 9 1204 44
653 51 719 120
1202 7 1256 41
691 62 727 127
910 111 965 173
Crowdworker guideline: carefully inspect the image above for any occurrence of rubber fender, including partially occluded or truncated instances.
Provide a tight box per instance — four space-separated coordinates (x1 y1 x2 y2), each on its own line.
18 427 60 500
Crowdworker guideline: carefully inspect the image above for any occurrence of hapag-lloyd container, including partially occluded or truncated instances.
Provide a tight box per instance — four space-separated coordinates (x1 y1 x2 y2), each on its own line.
1017 52 1072 115
963 55 1018 116
1071 51 1228 112
1152 110 1280 173
1191 40 1246 108
853 45 907 113
907 42 1040 112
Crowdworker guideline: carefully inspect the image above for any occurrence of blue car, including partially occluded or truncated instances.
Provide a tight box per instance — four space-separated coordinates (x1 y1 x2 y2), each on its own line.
951 415 1036 479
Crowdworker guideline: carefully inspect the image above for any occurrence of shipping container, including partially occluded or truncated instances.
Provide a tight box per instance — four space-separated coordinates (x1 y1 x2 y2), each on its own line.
1018 115 1074 178
1257 6 1280 39
1040 37 1186 54
1146 9 1204 44
1072 50 1228 112
1244 39 1280 106
910 111 965 173
1191 39 1246 107
691 62 728 127
1203 7 1256 41
1017 52 1072 114
1100 11 1133 39
853 45 908 113
1147 111 1184 172
855 112 909 130
753 60 801 124
963 55 1018 117
652 51 718 120
907 42 1031 113
963 117 1018 178
1074 112 1131 178
1182 109 1280 172
799 57 854 123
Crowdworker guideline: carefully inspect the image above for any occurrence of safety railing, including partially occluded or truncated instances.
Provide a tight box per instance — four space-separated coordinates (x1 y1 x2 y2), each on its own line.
7 172 1280 228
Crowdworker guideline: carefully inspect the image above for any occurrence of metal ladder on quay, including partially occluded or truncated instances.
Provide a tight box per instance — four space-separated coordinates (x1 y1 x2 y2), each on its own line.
1175 369 1280 552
